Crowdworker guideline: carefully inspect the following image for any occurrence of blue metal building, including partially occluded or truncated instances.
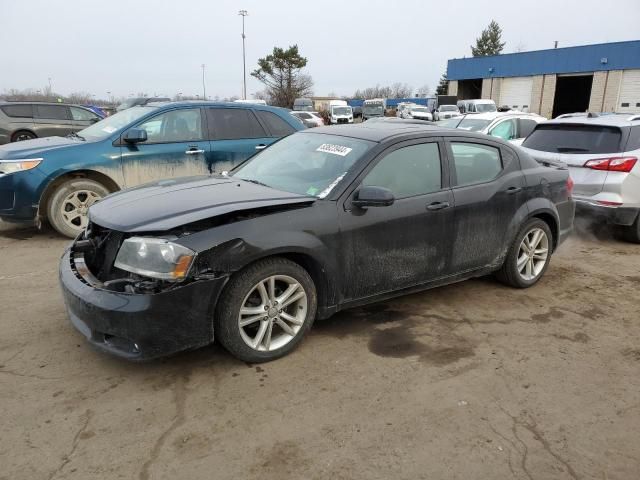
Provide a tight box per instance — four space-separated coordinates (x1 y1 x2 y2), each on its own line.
445 40 640 118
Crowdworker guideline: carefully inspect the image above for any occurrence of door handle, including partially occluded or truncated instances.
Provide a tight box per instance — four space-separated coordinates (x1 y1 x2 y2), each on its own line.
185 148 205 155
255 144 267 150
426 201 450 211
505 186 522 194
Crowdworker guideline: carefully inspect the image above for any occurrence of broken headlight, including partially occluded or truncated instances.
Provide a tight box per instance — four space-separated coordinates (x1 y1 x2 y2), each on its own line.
114 237 195 281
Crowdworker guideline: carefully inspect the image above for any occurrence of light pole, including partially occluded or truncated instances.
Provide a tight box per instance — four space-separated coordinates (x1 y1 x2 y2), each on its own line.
239 9 248 100
201 64 207 100
48 77 52 93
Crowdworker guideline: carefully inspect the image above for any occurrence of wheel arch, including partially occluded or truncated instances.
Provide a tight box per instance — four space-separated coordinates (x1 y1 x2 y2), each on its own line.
530 211 559 251
38 169 121 220
11 129 37 142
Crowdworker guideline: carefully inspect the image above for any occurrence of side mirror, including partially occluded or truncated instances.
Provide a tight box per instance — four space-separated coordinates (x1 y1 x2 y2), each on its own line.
352 186 395 208
90 117 100 124
123 128 148 144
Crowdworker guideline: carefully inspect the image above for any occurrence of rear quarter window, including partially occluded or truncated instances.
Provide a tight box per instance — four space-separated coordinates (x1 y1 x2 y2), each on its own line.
255 110 296 137
522 124 623 154
1 104 33 118
626 126 640 151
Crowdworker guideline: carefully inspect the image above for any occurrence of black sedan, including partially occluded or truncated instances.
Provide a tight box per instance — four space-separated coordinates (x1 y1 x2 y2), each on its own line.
59 123 575 362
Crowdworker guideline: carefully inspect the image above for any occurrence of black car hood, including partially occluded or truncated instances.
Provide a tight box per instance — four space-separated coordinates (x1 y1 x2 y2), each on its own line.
89 175 315 232
0 136 86 160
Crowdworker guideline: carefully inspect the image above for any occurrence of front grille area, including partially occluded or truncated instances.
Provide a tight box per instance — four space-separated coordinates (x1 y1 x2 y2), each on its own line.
76 223 125 282
337 118 348 124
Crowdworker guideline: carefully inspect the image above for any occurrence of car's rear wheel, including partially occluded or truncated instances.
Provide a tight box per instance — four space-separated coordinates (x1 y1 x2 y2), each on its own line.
47 178 110 238
620 215 640 243
215 258 317 363
496 218 553 288
11 130 36 142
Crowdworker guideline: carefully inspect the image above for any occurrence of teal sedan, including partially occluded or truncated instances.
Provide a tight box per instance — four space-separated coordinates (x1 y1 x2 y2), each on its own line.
0 101 303 237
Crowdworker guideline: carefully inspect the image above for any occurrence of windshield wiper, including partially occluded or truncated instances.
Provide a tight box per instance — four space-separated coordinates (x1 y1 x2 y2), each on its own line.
66 131 86 141
241 178 270 188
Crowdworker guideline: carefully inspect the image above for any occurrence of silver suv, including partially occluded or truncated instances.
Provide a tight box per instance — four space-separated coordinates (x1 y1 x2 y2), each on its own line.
520 113 640 242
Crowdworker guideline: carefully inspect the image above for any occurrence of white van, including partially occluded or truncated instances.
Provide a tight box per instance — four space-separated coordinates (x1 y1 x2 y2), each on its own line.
234 99 267 105
327 100 353 124
457 99 497 114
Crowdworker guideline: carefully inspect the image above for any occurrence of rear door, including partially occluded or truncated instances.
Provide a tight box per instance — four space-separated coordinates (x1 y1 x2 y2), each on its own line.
521 123 625 197
33 104 74 137
445 137 526 271
205 107 274 173
120 107 210 186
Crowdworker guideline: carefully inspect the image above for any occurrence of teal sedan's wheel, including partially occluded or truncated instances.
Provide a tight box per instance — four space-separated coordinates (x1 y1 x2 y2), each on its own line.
47 178 110 238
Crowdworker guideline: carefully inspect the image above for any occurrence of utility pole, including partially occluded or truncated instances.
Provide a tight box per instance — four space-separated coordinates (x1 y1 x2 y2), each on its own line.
239 9 248 100
201 64 207 100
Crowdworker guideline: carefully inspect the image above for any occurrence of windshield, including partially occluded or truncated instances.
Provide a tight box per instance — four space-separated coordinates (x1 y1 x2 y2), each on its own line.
78 106 158 141
233 133 374 197
439 117 463 128
475 103 497 113
456 118 492 132
363 104 384 115
333 107 351 115
440 105 457 111
522 124 623 153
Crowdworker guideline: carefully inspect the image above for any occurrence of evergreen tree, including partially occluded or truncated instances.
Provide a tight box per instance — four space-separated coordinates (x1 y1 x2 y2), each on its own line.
471 20 506 57
435 72 449 96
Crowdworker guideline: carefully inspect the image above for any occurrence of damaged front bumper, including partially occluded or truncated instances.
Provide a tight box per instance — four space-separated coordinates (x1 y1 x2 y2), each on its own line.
59 247 228 360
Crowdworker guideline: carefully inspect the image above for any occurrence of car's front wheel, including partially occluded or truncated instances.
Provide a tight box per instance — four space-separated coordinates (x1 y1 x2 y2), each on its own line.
47 178 110 238
496 218 553 288
215 258 317 363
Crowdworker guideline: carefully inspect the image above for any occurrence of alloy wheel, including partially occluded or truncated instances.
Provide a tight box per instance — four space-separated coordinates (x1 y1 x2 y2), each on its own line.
238 275 308 351
60 189 102 231
517 227 549 281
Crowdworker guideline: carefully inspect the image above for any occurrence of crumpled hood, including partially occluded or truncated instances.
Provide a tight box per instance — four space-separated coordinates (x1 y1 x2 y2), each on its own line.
89 175 315 232
0 136 87 160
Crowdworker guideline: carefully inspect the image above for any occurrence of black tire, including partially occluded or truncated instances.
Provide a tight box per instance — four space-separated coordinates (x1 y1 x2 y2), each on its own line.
496 218 553 288
11 130 36 142
619 215 640 243
46 178 110 238
215 257 317 363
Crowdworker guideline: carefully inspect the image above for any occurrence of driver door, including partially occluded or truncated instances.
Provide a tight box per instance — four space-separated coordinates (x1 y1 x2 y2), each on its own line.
120 107 210 187
338 139 454 302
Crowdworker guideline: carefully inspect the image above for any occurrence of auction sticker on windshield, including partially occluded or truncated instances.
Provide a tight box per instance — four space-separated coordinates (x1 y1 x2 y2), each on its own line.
316 144 353 156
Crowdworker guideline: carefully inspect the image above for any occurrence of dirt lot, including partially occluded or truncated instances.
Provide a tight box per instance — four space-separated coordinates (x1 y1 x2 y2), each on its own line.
1 220 639 480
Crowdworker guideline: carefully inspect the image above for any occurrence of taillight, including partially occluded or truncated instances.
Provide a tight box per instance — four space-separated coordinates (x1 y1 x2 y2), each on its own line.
566 176 574 196
584 157 637 172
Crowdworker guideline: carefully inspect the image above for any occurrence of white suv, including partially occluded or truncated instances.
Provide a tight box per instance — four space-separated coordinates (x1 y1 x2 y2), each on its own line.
451 112 546 144
520 113 640 242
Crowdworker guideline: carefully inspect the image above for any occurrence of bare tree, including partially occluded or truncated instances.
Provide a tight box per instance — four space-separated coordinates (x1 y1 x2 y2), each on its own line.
390 82 413 98
416 84 431 97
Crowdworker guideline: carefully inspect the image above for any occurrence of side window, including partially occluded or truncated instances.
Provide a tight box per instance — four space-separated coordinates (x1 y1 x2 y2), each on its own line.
1 104 33 118
137 109 203 143
362 143 441 198
206 108 266 140
518 119 538 139
255 110 295 137
626 126 640 151
451 142 502 186
489 119 517 140
34 105 70 120
70 107 98 121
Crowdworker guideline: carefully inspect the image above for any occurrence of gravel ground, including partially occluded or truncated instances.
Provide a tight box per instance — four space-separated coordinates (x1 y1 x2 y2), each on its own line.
1 219 639 480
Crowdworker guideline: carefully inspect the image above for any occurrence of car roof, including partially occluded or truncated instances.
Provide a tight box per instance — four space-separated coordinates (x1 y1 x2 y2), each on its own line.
0 101 91 108
143 100 291 114
546 113 640 127
302 122 491 142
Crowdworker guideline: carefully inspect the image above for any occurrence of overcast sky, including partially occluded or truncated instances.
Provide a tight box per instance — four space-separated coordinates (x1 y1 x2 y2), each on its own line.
1 0 639 100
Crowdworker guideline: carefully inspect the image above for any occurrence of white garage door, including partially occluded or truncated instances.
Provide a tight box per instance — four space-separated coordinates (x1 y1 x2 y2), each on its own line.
500 77 533 112
618 70 640 113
